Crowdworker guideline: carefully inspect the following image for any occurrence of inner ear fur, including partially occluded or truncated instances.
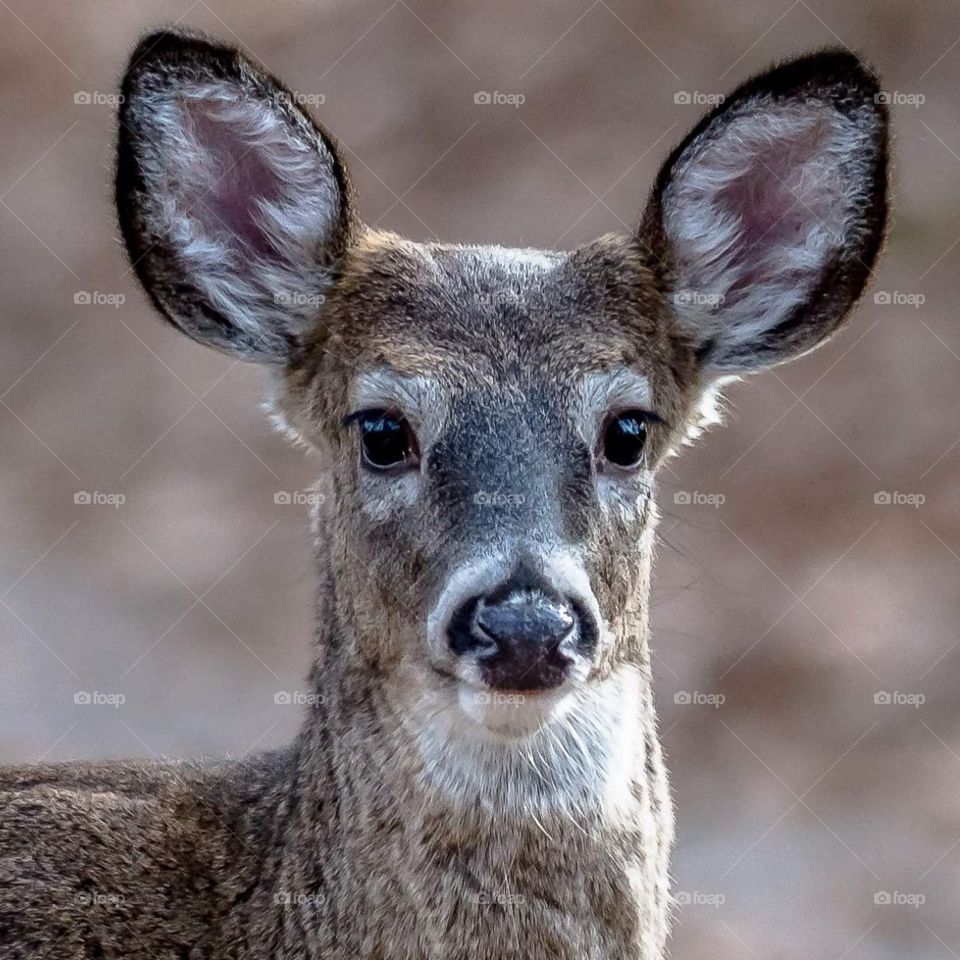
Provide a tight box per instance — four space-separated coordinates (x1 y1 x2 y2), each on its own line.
638 50 889 374
116 29 356 362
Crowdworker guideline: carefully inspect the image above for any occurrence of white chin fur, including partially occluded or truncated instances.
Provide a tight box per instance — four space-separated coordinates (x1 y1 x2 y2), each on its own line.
455 684 576 738
391 665 644 814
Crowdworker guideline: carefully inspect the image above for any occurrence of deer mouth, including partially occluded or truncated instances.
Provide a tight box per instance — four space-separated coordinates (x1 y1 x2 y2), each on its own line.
460 687 574 737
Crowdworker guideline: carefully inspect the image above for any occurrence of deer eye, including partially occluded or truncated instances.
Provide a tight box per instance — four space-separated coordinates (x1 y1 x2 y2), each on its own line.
347 410 419 472
600 410 651 470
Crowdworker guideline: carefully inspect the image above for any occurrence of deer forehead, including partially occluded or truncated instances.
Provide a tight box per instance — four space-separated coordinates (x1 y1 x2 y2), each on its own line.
321 232 680 393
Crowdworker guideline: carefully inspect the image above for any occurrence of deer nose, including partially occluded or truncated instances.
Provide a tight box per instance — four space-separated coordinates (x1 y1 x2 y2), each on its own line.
447 572 585 691
475 596 574 651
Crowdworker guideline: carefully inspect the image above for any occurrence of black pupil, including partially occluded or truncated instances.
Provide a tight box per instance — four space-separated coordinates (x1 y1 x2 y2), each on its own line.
604 413 647 467
360 413 409 467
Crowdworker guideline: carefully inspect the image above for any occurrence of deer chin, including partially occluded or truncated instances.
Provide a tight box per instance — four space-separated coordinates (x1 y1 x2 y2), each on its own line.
402 666 645 812
430 652 595 739
454 682 578 739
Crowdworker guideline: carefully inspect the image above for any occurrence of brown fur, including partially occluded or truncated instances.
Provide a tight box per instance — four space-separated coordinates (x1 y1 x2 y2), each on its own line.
0 31 888 960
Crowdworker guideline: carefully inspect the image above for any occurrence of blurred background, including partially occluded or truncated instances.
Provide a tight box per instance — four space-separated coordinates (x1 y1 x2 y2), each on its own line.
0 0 957 956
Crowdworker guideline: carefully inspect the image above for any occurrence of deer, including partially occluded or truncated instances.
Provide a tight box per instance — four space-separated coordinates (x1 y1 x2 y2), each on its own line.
0 29 888 960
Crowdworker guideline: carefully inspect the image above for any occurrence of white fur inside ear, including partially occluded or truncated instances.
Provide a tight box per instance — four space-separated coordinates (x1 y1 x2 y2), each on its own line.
140 80 341 348
664 100 877 368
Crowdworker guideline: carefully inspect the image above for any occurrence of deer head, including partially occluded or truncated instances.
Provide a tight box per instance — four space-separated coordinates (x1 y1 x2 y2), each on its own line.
116 32 888 751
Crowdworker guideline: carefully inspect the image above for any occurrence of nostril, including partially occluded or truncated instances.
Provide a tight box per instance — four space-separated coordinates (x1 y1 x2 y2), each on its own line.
447 596 494 657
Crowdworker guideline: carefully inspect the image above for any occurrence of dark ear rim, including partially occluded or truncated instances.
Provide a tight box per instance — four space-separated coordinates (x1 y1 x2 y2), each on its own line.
115 28 357 361
639 49 890 371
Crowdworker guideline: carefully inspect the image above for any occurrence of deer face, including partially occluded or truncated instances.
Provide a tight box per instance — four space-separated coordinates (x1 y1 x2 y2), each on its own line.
285 235 683 737
117 32 887 740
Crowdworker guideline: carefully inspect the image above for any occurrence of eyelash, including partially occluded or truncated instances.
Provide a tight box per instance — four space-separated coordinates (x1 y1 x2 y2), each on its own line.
342 408 395 428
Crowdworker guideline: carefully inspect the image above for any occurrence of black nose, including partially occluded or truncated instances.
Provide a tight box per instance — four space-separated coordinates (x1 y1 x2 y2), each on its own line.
448 568 591 691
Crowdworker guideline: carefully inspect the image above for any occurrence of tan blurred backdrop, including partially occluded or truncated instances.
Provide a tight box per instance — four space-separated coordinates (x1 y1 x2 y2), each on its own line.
1 0 958 956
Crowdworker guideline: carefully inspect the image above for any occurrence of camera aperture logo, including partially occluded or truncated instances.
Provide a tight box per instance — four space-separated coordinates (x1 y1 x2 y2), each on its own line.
474 90 525 108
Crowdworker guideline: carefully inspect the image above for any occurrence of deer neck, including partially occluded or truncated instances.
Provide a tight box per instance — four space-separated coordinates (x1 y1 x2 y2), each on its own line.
265 602 672 959
288 609 666 842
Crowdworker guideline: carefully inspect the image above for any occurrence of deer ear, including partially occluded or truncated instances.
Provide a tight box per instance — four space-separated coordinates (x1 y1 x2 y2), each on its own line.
639 50 888 374
116 30 355 362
